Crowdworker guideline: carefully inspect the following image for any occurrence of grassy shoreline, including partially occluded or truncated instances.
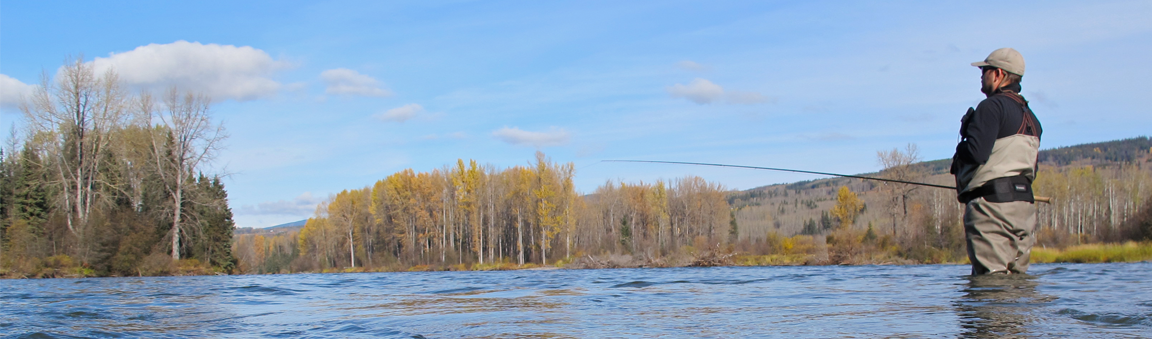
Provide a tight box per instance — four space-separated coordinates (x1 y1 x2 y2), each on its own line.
5 242 1151 279
1031 241 1152 264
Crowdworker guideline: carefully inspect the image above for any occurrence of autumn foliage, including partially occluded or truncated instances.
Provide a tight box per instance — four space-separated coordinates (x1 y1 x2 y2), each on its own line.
233 152 733 272
230 139 1152 273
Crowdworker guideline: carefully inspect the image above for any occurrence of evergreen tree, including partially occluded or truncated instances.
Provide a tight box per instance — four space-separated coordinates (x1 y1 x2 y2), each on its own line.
728 210 739 243
801 218 820 235
2 145 52 261
191 174 238 272
819 210 834 231
13 145 50 233
0 148 11 256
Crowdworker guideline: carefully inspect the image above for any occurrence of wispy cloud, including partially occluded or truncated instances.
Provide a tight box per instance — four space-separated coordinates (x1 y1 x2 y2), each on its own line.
667 78 772 105
376 103 423 122
577 143 607 157
802 132 854 141
321 68 393 97
676 60 709 71
0 74 37 108
88 40 289 101
421 132 467 140
726 90 774 104
493 127 571 148
237 192 323 217
667 78 724 104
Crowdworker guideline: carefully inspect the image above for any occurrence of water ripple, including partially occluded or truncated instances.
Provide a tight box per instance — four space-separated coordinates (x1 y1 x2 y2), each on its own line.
1 263 1150 337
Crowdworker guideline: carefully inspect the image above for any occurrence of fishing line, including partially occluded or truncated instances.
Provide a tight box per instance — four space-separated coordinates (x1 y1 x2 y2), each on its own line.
602 159 957 189
602 159 1053 203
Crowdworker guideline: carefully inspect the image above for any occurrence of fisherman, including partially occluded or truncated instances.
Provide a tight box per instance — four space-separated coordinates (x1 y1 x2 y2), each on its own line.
951 48 1043 275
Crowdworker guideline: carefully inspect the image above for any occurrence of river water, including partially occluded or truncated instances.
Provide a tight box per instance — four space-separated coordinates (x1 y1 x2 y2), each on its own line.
2 262 1150 338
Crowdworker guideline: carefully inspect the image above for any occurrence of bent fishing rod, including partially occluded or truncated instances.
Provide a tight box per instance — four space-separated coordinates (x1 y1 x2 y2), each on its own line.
602 160 1051 203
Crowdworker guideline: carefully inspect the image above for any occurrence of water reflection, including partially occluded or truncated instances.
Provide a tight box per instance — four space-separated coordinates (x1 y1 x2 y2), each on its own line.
956 274 1054 338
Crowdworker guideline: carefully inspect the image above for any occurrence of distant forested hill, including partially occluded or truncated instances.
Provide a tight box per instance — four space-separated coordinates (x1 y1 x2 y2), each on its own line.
1038 137 1152 165
234 220 306 235
729 136 1152 251
916 136 1150 176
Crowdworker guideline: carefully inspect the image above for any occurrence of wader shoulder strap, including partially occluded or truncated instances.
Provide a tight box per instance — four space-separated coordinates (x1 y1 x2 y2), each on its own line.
998 92 1040 137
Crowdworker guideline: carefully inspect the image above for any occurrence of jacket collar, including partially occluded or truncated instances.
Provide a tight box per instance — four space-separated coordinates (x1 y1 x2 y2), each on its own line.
995 82 1022 95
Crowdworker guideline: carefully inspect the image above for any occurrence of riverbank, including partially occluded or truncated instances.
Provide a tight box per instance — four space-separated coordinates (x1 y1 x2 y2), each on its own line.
335 242 1152 272
1031 241 1152 263
1 255 225 279
5 241 1151 278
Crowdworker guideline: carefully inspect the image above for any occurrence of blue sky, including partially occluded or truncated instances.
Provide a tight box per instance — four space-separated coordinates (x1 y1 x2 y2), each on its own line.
2 1 1150 228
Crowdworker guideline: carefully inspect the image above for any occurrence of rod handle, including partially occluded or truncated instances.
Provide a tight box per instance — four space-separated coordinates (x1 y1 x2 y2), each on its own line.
1035 196 1052 204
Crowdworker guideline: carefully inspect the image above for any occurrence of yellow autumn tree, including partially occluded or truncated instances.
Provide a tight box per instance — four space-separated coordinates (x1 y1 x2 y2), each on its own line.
253 235 267 269
558 161 576 259
448 159 483 264
650 180 670 254
328 188 368 268
830 186 864 229
506 166 534 265
413 170 440 260
465 160 484 264
298 201 337 269
391 170 418 260
533 151 563 265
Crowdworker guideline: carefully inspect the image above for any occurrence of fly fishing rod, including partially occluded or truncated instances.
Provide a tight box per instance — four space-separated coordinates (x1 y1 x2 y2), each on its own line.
602 159 1051 203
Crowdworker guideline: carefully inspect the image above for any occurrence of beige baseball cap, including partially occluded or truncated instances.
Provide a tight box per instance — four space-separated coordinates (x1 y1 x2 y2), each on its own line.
971 48 1025 76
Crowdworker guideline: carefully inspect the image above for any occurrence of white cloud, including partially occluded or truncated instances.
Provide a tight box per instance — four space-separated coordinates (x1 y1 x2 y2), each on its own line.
237 192 323 217
0 74 37 108
321 68 392 97
493 127 571 148
667 78 724 104
677 60 709 71
376 103 423 122
667 78 773 105
88 40 287 101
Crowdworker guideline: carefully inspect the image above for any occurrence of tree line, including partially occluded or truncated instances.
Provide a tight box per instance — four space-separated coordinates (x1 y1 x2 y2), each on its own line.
1034 163 1152 244
0 57 234 278
726 143 1152 265
233 152 732 273
234 142 1152 273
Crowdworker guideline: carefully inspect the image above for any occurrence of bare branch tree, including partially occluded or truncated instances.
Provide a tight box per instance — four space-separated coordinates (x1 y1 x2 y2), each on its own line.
21 56 127 237
877 144 922 237
140 87 227 260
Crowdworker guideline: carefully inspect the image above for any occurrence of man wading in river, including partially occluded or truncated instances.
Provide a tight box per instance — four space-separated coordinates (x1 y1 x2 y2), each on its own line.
951 47 1042 275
